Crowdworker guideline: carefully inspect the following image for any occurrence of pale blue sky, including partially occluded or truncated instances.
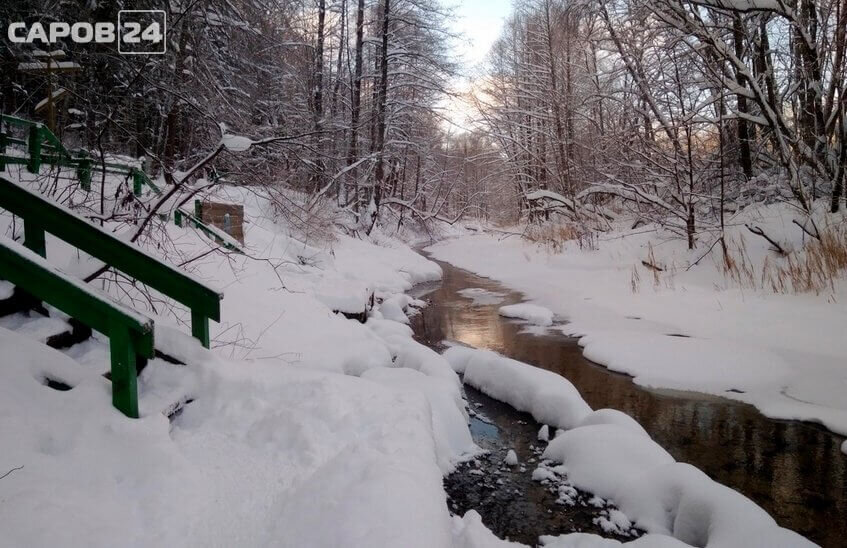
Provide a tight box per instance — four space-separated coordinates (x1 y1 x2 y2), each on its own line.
445 0 513 68
438 0 512 130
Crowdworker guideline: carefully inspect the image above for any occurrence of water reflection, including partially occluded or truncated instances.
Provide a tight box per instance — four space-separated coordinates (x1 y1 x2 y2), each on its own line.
411 260 846 548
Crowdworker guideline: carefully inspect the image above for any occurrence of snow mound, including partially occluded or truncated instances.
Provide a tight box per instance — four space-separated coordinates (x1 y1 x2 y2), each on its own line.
444 346 592 429
447 346 814 547
452 510 527 547
542 425 815 547
499 303 554 326
362 367 476 472
504 449 519 465
542 424 675 498
577 409 648 437
458 287 507 305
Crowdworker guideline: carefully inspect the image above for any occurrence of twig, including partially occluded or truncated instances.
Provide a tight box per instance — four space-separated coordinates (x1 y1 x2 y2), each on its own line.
745 224 786 255
0 465 23 481
792 218 821 241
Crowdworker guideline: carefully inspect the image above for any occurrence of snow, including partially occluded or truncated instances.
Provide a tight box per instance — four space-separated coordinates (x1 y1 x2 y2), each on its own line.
0 183 481 546
0 280 13 299
0 302 463 548
220 133 253 152
444 346 592 429
504 449 519 465
426 203 847 441
458 287 507 305
362 366 477 472
499 303 554 326
538 424 550 441
445 346 815 547
452 510 526 547
542 424 675 499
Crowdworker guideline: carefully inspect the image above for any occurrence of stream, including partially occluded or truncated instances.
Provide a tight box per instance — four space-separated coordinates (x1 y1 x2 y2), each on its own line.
409 258 846 548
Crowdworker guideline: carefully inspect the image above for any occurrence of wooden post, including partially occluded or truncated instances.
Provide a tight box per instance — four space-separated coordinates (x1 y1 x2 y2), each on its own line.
191 308 210 348
110 328 139 418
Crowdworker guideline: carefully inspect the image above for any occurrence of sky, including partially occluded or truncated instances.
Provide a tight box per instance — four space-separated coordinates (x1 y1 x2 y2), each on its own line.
440 0 513 132
446 0 513 66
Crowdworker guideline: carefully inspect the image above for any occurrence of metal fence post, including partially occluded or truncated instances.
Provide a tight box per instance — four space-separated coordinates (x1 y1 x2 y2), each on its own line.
27 126 41 173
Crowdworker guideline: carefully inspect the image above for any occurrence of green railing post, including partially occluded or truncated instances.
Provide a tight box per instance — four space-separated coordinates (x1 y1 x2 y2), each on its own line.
191 308 210 348
131 168 143 196
23 220 46 257
174 209 184 227
194 199 203 220
77 151 92 191
0 131 7 171
27 126 41 173
110 328 140 418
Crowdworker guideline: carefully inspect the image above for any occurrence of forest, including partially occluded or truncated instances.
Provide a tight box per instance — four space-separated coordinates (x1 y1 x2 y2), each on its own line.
1 1 846 547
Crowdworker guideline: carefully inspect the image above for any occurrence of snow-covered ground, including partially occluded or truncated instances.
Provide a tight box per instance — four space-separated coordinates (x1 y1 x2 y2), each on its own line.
0 173 482 546
427 203 847 445
0 164 838 546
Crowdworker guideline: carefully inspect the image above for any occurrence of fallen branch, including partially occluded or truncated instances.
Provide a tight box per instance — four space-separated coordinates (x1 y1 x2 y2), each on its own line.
746 224 786 255
641 260 664 272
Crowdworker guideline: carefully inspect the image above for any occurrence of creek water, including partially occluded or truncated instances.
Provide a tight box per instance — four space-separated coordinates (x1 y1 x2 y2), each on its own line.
409 258 846 548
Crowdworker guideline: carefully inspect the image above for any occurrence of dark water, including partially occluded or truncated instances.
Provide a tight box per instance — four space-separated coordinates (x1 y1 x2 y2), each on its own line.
445 384 644 545
410 259 847 548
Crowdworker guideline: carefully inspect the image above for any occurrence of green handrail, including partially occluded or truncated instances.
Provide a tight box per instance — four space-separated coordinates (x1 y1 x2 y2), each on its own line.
0 114 160 196
0 176 222 347
0 236 154 418
174 207 243 253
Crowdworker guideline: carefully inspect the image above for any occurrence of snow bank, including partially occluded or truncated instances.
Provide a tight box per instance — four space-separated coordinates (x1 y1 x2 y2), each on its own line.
426 203 847 437
0 323 460 547
452 510 527 548
446 346 815 547
444 346 591 429
362 367 476 472
541 421 816 548
499 303 554 326
0 183 477 546
542 424 674 499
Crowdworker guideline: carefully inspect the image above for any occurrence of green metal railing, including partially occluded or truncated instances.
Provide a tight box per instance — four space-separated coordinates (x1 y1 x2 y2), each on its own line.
0 177 225 416
0 176 223 346
1 114 241 253
174 203 242 252
0 114 159 194
0 236 154 418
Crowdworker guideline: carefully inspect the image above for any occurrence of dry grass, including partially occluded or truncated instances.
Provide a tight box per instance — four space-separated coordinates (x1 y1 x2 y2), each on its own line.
525 222 597 253
722 224 847 295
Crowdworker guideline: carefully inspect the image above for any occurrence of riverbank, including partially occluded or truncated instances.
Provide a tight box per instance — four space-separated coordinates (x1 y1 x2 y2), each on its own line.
412 258 843 547
425 214 847 445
